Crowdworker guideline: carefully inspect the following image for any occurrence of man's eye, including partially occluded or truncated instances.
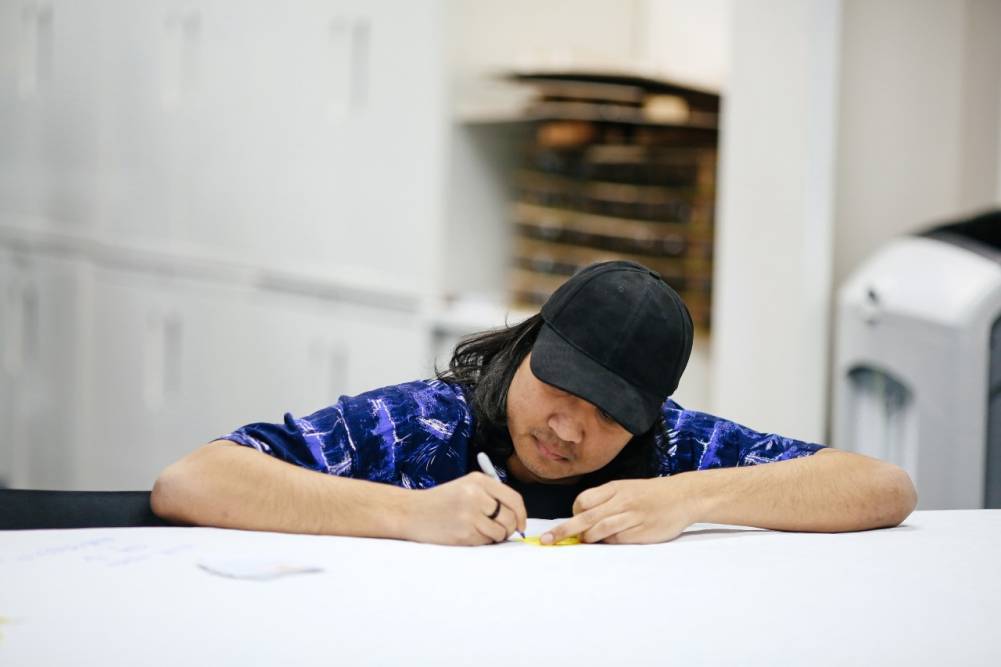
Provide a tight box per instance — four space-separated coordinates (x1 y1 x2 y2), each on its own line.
598 409 615 423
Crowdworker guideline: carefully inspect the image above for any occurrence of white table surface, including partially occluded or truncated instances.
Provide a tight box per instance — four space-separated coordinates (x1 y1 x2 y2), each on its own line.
1 510 999 666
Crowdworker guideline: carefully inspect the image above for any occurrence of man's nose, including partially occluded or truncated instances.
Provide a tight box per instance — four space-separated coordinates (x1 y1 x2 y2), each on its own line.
548 413 583 445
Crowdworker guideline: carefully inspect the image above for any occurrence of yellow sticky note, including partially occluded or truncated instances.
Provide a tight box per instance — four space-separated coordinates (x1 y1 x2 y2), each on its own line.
516 535 581 546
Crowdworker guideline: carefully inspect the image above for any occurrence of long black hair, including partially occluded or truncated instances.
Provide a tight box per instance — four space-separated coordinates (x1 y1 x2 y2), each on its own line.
434 313 659 486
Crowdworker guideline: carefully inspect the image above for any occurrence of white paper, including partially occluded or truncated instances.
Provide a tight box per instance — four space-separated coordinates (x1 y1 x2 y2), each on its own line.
1 512 999 667
196 556 324 580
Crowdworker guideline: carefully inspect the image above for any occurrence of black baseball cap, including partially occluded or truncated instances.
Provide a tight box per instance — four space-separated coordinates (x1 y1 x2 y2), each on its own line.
529 260 694 435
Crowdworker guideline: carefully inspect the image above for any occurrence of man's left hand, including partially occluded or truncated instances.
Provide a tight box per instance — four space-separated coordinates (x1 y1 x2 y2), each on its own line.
541 476 702 545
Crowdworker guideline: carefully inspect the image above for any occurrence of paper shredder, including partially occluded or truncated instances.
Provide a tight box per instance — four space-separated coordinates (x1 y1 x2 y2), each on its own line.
832 210 1001 509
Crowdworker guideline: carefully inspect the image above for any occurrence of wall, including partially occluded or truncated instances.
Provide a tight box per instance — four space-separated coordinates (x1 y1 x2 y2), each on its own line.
640 0 731 92
832 0 1001 291
710 0 841 442
441 0 734 412
711 0 1001 444
827 0 1001 451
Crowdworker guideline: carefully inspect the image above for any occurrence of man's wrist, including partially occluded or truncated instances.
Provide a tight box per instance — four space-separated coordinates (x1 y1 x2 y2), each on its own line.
665 469 726 525
326 480 417 540
377 485 419 540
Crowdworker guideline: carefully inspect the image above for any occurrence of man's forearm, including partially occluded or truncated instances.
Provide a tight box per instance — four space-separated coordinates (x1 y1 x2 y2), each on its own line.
682 448 917 532
152 441 413 538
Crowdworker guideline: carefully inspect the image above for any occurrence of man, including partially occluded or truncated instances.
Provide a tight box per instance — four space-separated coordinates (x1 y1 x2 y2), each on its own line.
151 260 917 545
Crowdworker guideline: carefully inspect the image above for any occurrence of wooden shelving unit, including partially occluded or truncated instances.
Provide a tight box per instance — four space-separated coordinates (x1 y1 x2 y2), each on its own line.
504 71 720 333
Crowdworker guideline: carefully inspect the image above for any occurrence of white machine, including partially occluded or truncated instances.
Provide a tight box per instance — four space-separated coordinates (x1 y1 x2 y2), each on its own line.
833 211 1001 509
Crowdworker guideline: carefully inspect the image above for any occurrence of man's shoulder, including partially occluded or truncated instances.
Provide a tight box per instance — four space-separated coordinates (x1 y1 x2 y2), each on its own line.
347 379 476 486
343 378 474 430
349 378 470 407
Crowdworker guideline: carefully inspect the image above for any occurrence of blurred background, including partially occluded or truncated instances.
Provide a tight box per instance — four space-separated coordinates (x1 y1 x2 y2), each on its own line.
1 0 1000 509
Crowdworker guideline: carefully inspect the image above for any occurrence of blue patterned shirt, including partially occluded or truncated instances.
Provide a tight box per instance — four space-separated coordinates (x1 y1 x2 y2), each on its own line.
219 379 826 515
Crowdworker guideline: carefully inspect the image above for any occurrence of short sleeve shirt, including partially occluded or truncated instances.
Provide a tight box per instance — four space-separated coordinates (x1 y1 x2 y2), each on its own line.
218 379 826 515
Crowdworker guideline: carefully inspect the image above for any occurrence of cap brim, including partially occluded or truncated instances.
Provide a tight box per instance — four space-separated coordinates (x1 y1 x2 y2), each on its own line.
529 323 663 435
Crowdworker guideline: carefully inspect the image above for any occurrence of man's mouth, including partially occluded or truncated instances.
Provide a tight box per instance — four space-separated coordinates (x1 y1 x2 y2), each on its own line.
534 435 570 462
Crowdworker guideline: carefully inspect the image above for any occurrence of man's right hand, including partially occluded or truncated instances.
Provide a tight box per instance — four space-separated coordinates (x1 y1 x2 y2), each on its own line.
402 472 527 546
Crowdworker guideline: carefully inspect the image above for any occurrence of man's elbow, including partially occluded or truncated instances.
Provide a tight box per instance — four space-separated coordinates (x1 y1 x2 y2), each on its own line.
150 464 193 526
151 441 233 525
877 463 918 527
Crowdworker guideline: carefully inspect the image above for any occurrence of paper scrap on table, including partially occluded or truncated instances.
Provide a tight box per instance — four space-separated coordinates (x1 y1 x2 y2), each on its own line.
197 557 325 581
516 535 582 546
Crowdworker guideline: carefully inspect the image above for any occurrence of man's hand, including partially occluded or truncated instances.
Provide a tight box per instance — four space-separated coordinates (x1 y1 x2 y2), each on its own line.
542 476 702 545
404 472 528 546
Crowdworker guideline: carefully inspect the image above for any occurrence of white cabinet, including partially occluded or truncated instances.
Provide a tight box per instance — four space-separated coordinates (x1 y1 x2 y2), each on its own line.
87 0 445 290
95 0 191 246
171 1 446 284
82 266 190 489
0 249 89 488
239 0 446 285
0 0 447 286
0 0 106 232
0 0 449 491
0 245 14 486
79 265 430 490
80 267 309 489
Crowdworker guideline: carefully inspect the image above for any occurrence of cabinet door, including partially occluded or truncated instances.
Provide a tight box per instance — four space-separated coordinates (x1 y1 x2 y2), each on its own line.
173 1 446 285
83 262 433 489
269 294 432 401
1 0 448 293
172 282 352 442
83 266 188 489
83 266 278 489
253 0 446 285
0 249 89 489
0 245 14 486
95 0 192 246
0 0 105 233
190 289 432 434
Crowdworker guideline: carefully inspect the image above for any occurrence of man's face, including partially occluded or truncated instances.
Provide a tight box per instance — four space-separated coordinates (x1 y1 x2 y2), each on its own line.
505 351 633 484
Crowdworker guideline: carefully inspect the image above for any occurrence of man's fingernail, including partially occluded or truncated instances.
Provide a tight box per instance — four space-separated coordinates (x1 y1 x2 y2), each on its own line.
541 533 554 545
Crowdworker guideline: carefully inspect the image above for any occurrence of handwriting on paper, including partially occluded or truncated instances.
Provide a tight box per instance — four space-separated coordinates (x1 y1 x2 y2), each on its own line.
10 536 195 568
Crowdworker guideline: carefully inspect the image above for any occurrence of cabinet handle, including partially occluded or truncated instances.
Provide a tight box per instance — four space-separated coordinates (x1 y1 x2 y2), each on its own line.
2 282 19 375
18 2 53 97
328 16 370 118
3 280 38 376
161 8 201 107
144 312 183 410
349 18 370 111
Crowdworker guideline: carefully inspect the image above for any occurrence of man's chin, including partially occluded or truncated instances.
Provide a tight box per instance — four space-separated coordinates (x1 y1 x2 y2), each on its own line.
529 465 583 486
510 451 581 485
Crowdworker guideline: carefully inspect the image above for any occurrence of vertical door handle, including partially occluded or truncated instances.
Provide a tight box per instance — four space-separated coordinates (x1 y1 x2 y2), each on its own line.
3 279 38 376
328 16 370 118
18 2 53 97
144 311 183 410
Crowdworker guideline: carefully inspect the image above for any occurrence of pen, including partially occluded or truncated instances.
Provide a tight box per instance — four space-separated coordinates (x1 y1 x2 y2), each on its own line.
476 451 526 539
